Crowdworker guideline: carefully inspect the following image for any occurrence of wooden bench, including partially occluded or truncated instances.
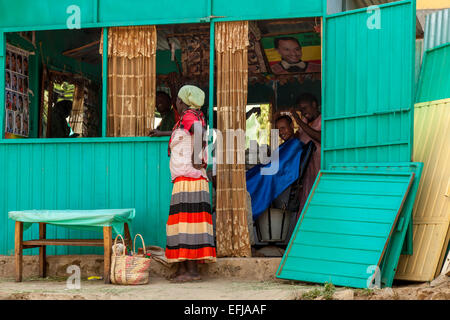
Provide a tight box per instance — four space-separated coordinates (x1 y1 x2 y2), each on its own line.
11 209 135 284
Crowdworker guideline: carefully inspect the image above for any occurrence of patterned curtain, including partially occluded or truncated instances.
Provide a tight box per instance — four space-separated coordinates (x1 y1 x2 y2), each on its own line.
215 21 251 257
100 26 157 137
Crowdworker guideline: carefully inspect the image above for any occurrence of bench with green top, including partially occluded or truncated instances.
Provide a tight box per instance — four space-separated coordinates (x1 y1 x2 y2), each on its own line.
8 209 135 284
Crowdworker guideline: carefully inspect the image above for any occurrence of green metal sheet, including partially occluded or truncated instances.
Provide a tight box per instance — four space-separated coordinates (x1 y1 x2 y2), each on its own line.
97 0 209 25
277 170 415 289
328 162 424 287
0 0 323 31
0 0 96 29
416 43 450 103
322 0 415 169
0 0 209 30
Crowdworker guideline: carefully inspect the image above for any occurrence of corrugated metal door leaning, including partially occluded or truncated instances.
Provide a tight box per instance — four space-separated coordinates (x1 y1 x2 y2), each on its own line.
277 170 415 289
328 162 424 287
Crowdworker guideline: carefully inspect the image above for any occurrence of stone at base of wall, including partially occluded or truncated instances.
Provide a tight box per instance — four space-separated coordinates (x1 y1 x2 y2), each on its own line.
0 255 282 281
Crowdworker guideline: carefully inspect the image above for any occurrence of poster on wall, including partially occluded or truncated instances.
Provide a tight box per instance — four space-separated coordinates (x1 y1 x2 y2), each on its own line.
261 32 321 75
4 44 29 138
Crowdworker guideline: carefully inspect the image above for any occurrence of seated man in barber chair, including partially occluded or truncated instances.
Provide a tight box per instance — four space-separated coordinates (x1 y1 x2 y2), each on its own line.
246 113 315 246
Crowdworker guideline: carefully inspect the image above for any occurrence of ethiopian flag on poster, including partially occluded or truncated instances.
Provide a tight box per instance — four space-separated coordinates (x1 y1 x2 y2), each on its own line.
261 32 321 75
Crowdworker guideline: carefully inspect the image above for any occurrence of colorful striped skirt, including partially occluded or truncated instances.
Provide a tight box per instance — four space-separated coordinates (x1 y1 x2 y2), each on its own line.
165 176 217 263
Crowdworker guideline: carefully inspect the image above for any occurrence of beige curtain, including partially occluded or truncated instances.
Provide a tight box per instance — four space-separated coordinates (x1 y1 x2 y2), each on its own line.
100 26 157 137
215 21 251 257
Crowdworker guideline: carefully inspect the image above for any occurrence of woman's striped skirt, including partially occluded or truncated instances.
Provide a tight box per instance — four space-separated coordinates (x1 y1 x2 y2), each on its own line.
165 176 216 263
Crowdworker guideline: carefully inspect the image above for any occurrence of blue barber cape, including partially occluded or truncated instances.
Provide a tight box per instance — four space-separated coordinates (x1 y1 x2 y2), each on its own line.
246 138 304 219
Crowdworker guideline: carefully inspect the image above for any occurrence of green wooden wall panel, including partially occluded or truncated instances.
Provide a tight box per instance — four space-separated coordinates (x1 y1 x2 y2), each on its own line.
0 139 172 255
323 1 415 169
416 43 450 103
277 170 414 289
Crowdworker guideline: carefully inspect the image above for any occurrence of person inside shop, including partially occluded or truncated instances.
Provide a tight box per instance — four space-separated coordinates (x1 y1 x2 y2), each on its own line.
148 91 177 137
48 100 77 138
289 92 321 217
271 37 320 75
274 114 296 142
246 113 306 235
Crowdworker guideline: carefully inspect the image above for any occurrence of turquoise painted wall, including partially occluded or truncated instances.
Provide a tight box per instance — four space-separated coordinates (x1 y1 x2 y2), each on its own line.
0 138 172 255
0 0 323 30
322 1 415 169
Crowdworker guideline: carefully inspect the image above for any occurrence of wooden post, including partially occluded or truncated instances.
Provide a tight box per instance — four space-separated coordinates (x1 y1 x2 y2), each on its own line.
14 221 23 282
39 223 47 278
103 226 112 284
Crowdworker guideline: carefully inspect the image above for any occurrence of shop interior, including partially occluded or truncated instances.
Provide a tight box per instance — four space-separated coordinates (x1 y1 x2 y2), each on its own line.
3 17 322 257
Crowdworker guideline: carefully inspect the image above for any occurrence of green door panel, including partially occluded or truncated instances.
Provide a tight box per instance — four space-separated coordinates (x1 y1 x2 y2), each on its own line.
323 1 416 169
277 170 414 289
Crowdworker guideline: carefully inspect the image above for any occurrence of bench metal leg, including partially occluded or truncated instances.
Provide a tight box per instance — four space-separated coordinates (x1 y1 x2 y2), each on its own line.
15 221 23 282
103 227 112 284
39 223 47 278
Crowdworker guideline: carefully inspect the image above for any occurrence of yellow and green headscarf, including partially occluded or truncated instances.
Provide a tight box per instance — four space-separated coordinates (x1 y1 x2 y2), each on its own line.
177 85 205 110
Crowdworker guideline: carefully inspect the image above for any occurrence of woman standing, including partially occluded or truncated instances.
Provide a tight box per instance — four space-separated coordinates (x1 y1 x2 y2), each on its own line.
165 85 216 282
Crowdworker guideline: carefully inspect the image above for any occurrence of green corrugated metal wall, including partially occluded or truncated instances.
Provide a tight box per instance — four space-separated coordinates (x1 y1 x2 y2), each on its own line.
0 0 323 30
416 42 450 103
0 138 172 255
212 0 323 21
323 1 415 169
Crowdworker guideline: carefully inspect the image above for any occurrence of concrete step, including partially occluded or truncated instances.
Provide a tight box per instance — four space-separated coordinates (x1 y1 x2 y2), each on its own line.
0 255 282 282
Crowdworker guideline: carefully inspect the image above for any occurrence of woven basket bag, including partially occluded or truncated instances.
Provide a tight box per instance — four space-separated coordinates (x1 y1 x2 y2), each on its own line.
110 234 151 285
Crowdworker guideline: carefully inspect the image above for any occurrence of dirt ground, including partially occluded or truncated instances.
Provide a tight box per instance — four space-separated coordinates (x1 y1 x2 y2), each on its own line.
0 275 448 300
